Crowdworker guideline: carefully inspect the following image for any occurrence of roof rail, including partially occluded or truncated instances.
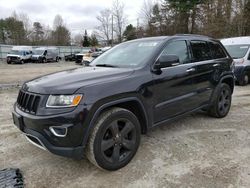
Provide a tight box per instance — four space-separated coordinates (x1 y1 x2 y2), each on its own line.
174 34 210 38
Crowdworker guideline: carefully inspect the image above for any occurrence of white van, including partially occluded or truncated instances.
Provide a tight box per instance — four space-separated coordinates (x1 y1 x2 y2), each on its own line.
6 46 33 64
31 47 60 63
221 37 250 85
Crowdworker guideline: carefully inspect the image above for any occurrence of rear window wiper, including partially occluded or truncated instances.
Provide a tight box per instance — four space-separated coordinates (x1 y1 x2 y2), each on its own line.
95 64 118 68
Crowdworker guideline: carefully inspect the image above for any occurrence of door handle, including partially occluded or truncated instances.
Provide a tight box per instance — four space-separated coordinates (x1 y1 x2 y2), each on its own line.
213 63 221 67
186 68 196 73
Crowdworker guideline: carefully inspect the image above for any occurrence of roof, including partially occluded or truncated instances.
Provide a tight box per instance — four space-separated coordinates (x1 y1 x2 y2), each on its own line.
221 37 250 45
12 46 32 51
131 34 212 43
34 47 58 50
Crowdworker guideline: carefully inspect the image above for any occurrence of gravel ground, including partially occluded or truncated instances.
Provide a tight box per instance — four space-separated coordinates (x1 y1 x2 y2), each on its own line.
0 62 250 188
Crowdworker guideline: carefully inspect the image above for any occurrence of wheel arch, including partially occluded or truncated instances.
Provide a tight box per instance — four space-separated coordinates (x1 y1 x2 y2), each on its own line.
82 97 149 147
220 75 235 93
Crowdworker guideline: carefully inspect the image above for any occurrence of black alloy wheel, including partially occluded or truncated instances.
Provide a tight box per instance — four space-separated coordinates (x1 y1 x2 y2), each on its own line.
218 87 231 116
208 83 232 118
86 108 141 171
101 118 136 164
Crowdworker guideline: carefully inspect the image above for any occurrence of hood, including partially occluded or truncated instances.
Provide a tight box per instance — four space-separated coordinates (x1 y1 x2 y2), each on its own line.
32 55 42 58
76 53 85 56
7 54 20 58
23 67 134 94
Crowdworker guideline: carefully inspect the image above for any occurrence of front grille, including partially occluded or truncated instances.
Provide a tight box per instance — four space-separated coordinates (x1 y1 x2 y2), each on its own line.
10 56 18 60
17 90 41 114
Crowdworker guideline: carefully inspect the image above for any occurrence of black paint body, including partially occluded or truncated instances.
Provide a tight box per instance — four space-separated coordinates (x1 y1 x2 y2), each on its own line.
12 35 234 159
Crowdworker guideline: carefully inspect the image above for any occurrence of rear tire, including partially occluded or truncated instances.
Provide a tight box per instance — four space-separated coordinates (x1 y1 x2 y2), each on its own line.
239 72 249 86
86 107 141 171
208 83 232 118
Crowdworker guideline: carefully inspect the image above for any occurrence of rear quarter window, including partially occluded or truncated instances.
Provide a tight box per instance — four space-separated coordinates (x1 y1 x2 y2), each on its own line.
190 40 212 62
209 42 227 59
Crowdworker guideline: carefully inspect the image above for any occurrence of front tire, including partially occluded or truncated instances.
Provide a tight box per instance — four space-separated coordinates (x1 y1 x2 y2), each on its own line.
86 107 141 171
208 83 232 118
42 58 47 63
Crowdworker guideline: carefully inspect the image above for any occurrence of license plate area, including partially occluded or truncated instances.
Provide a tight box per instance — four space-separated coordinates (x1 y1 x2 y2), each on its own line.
12 111 24 131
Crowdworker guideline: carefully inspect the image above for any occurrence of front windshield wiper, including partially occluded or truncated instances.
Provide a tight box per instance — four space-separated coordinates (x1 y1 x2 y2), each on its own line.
95 64 119 68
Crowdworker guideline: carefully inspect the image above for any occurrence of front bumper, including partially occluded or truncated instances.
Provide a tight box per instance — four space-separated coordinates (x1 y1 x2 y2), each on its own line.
7 58 21 63
234 65 250 81
12 103 89 159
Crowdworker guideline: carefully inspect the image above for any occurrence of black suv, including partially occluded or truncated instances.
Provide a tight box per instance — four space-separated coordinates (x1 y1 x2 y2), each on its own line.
12 35 234 171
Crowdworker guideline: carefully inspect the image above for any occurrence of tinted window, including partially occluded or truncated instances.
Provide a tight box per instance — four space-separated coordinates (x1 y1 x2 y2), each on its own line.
190 41 211 62
209 42 227 59
162 40 189 64
224 45 249 59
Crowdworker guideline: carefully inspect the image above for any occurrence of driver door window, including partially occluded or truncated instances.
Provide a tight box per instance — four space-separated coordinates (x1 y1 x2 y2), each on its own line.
161 40 190 64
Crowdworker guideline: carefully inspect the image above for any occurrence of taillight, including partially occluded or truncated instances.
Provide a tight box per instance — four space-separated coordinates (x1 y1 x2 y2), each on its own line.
231 61 235 72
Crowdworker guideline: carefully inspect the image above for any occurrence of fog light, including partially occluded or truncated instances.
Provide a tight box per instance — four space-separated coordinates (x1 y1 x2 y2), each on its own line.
49 126 68 137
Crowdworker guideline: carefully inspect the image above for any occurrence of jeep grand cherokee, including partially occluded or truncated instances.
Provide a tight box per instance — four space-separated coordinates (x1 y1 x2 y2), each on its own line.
12 35 234 171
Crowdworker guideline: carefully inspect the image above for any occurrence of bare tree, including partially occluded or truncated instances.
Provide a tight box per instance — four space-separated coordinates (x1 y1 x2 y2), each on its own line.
140 0 154 26
73 33 83 46
96 9 112 43
18 12 31 32
53 14 64 29
112 0 126 43
52 15 71 46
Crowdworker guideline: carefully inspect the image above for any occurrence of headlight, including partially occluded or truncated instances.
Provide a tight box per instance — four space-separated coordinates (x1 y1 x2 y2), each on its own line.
46 94 82 108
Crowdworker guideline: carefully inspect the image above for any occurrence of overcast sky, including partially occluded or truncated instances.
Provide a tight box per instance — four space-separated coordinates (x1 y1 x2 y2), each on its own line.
0 0 146 36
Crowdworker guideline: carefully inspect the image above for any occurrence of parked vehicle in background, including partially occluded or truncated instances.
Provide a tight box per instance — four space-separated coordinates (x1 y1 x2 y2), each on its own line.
82 47 112 66
64 52 80 61
75 49 90 64
221 37 250 86
82 53 94 66
12 35 234 171
6 46 32 64
31 47 60 63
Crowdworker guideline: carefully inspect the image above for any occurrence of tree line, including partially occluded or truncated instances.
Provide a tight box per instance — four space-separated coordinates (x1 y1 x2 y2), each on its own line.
138 0 250 39
96 0 250 43
0 13 72 46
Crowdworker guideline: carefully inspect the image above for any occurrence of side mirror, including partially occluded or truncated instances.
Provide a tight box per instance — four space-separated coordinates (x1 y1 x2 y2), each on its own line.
248 53 250 60
154 55 180 69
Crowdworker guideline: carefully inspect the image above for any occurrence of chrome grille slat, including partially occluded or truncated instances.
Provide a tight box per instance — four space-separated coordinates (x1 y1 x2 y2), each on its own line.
16 90 41 114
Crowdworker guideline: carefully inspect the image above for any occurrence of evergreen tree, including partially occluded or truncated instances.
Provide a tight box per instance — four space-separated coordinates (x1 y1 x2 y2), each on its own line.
123 24 137 40
82 30 90 47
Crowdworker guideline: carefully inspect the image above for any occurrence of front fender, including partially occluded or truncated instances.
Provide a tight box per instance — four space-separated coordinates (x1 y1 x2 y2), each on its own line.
81 96 148 147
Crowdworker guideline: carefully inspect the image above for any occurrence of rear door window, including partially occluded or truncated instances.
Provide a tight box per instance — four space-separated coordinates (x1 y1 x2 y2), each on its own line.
190 41 212 62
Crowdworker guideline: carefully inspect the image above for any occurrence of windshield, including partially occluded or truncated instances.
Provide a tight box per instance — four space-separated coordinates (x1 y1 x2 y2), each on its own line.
91 40 161 68
33 50 44 55
224 45 250 59
9 50 23 55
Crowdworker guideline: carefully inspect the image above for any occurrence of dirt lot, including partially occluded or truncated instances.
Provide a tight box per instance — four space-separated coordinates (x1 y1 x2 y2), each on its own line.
1 61 250 188
0 61 80 87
